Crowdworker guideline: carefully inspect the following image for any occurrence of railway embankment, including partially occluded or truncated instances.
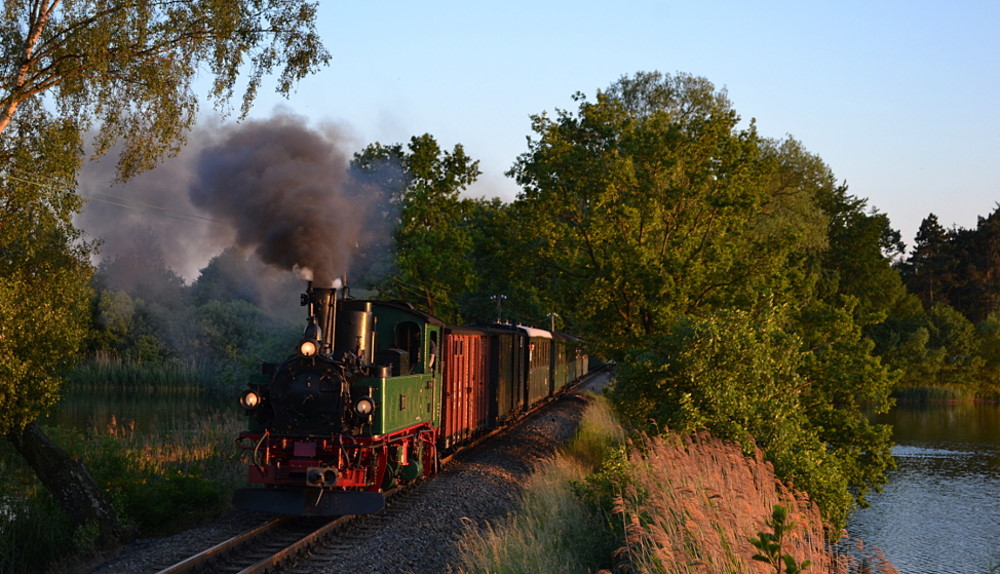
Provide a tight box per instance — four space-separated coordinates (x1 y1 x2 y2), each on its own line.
454 386 900 574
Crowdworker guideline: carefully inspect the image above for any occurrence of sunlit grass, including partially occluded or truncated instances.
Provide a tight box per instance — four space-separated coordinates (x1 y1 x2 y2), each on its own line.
456 395 621 574
0 398 246 572
615 432 900 574
457 456 612 574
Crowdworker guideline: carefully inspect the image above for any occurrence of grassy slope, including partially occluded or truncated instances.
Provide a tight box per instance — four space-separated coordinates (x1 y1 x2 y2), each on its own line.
456 395 898 574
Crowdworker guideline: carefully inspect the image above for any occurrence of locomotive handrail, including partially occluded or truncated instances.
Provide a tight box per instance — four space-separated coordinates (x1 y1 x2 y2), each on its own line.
252 430 269 476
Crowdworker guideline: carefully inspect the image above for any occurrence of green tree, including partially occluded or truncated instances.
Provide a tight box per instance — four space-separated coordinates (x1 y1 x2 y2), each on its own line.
976 312 1000 389
508 71 827 359
1 0 328 548
1 0 329 178
0 124 119 544
921 303 981 386
954 207 1000 322
515 71 896 527
88 288 136 353
461 197 550 324
351 134 482 322
901 214 956 309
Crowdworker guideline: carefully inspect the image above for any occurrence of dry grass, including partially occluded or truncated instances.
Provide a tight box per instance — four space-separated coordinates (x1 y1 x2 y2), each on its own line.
456 456 610 574
616 431 899 574
455 394 621 573
452 395 898 574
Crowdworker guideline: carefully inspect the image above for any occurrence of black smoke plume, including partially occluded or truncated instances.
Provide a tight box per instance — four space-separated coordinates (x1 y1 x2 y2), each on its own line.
190 115 374 287
78 113 394 296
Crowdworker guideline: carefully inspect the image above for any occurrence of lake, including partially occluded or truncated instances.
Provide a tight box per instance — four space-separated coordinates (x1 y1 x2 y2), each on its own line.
847 402 1000 573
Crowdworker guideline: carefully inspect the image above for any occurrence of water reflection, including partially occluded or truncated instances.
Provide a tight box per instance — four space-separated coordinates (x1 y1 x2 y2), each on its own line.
848 403 1000 574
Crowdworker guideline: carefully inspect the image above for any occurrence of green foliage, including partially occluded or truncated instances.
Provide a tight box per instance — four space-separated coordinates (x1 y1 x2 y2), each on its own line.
563 397 632 535
564 394 625 471
71 520 102 555
976 313 1000 391
1 0 329 178
351 134 483 322
0 158 93 435
749 505 812 574
508 71 829 359
573 443 632 516
788 296 896 523
45 416 239 536
613 307 799 435
117 471 227 535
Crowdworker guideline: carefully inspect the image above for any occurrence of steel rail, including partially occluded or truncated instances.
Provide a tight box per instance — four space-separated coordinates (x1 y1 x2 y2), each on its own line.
154 516 286 574
234 514 353 574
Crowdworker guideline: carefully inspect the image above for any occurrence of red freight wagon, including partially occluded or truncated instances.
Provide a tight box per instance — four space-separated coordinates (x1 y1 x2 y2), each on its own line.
440 327 491 449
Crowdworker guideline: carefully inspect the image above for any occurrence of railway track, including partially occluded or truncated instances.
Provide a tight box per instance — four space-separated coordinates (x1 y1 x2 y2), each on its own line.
153 514 352 574
152 441 478 574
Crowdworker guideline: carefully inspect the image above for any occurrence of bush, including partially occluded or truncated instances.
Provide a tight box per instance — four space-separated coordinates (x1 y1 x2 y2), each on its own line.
119 471 227 535
610 305 894 529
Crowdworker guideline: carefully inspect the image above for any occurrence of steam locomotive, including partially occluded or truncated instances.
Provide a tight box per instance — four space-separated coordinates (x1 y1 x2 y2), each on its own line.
233 282 588 516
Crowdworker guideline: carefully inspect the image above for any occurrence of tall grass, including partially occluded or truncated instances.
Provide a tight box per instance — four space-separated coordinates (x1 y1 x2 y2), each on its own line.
457 456 613 573
66 352 211 394
456 394 622 573
457 394 898 574
615 432 899 574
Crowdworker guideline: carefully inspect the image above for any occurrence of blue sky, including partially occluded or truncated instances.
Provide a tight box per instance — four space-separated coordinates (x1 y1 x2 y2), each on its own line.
246 0 1000 249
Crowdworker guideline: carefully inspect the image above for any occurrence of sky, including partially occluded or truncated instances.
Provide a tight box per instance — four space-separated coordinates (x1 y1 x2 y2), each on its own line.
241 0 1000 250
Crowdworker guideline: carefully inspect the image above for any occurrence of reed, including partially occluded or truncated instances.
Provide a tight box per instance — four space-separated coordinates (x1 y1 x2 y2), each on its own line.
616 431 899 574
0 491 74 574
66 352 210 394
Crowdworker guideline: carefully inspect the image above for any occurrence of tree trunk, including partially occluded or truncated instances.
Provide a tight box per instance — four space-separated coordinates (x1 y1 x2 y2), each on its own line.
6 421 131 549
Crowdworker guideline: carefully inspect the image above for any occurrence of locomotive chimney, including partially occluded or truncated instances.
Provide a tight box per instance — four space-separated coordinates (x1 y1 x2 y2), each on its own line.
301 278 372 363
304 282 338 354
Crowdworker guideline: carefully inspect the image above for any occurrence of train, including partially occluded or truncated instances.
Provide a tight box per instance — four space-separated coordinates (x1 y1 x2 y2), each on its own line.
232 282 589 516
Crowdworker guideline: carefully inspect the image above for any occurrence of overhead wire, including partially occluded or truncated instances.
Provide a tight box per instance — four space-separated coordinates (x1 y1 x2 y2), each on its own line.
3 171 227 227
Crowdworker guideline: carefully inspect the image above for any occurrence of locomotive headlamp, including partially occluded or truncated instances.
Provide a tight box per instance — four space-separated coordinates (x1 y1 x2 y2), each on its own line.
299 339 318 357
239 389 262 410
354 397 376 416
